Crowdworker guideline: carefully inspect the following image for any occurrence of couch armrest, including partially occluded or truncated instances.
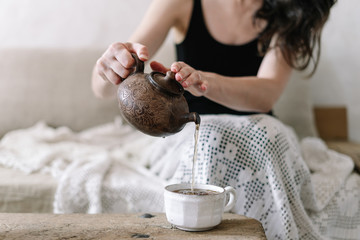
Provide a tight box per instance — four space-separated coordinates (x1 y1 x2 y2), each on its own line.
326 141 360 173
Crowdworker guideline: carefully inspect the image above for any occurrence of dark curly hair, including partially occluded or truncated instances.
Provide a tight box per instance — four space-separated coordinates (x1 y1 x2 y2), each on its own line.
255 0 337 75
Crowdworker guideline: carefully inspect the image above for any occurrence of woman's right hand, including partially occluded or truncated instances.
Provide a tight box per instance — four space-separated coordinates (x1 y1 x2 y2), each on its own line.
95 42 149 85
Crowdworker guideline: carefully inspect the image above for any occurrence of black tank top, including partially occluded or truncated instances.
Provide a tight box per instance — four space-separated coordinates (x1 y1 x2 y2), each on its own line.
176 0 270 116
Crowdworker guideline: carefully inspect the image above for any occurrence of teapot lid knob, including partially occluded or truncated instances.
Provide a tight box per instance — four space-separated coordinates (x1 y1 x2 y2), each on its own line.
164 71 175 81
149 71 184 96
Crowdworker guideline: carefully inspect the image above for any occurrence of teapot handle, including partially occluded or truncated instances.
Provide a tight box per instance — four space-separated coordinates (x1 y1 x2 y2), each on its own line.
131 53 145 74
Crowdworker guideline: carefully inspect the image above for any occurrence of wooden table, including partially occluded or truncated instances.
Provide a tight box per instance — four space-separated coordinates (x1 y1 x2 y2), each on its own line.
0 213 267 239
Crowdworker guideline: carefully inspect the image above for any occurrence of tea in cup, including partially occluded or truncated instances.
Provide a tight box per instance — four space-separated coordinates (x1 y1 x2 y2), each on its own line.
164 183 237 231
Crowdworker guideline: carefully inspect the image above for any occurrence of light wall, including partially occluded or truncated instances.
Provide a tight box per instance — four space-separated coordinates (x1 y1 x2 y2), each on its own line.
0 0 359 142
0 0 150 48
309 0 360 142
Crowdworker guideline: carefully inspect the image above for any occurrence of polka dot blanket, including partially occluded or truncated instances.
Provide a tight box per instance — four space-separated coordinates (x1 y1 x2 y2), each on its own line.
143 114 360 239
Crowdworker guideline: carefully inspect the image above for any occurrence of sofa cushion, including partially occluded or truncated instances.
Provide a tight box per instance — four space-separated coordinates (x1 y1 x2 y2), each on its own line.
0 48 120 137
0 167 56 213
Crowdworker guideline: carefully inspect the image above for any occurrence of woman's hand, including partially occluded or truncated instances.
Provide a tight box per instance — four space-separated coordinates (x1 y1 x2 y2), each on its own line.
94 42 149 85
150 61 170 74
170 62 208 96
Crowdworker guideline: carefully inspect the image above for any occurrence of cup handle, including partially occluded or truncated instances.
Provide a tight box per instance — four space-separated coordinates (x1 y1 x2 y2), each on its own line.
223 186 237 212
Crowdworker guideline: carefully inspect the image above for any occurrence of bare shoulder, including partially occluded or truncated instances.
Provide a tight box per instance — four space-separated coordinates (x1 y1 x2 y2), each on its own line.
150 0 193 22
129 0 193 51
153 0 192 10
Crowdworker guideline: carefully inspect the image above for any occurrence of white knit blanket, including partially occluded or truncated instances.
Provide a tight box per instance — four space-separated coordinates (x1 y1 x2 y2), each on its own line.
0 115 359 240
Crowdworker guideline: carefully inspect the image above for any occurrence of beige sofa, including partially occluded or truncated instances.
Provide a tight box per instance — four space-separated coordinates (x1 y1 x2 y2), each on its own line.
0 47 358 213
0 48 119 212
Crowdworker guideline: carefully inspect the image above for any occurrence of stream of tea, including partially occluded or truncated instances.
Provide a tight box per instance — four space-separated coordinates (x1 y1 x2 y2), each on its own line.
191 123 200 192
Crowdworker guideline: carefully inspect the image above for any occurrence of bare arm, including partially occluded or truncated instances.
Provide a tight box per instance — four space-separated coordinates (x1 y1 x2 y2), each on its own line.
171 45 292 113
91 0 187 99
92 0 291 113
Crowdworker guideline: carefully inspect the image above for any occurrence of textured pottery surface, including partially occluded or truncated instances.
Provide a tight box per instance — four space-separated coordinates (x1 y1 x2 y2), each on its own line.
117 54 200 137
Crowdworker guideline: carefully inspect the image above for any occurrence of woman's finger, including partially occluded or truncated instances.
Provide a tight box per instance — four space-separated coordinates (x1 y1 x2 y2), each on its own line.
150 61 170 74
170 61 187 73
103 67 123 85
124 42 149 61
110 44 135 69
109 58 133 79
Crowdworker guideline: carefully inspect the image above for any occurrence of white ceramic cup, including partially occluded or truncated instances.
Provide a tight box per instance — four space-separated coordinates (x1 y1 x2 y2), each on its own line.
164 183 237 231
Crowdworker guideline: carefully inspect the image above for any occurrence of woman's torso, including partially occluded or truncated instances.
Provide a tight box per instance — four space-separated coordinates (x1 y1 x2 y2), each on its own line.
174 0 270 115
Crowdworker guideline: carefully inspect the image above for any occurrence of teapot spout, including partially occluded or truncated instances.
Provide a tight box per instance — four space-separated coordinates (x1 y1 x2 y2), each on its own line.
182 112 201 125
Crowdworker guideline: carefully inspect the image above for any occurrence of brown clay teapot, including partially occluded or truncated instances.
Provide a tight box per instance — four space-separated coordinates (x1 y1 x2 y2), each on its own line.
117 54 200 137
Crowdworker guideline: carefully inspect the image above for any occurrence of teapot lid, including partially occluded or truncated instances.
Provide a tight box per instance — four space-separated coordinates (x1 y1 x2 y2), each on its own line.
149 71 184 96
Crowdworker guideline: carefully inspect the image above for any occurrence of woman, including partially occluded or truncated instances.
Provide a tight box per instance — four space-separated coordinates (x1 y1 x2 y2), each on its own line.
92 0 334 115
92 0 341 239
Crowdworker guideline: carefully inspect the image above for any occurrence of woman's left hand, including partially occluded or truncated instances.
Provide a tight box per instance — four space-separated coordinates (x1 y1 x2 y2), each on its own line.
170 62 208 96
